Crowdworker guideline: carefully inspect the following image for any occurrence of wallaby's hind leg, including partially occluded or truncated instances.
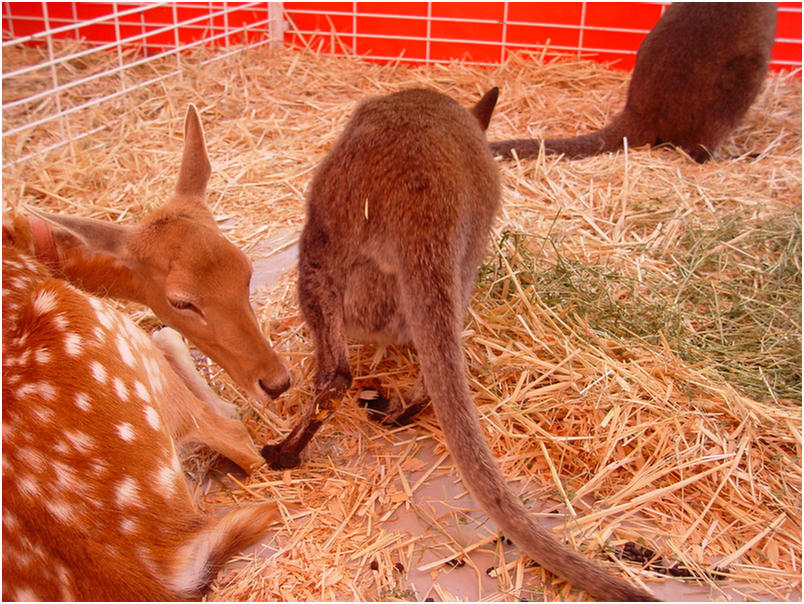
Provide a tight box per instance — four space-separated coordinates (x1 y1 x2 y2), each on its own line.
359 374 431 426
297 230 352 393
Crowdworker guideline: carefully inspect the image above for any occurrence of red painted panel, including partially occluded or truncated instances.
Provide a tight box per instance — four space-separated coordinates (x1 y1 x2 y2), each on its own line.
776 8 803 39
583 29 646 53
430 40 501 63
357 15 427 38
507 23 581 50
431 2 504 21
584 2 662 31
288 11 353 35
289 2 352 14
772 40 803 64
357 3 428 18
355 35 427 61
1 2 800 76
430 18 502 44
507 2 583 25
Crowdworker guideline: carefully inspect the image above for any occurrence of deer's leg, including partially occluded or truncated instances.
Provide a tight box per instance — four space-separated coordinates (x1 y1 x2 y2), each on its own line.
150 335 264 474
151 327 239 420
178 394 265 474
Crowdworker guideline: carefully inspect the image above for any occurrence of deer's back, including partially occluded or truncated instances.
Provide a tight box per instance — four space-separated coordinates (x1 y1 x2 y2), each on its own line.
2 245 200 600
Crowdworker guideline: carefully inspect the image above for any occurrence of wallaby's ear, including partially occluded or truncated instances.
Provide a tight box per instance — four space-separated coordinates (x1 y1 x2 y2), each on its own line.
173 104 211 199
471 87 499 131
24 204 135 261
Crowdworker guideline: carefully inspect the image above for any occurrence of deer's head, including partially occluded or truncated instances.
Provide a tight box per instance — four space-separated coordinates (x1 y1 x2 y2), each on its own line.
25 105 290 402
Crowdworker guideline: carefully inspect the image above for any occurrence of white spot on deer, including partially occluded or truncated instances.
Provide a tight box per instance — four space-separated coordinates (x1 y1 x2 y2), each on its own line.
89 298 116 330
90 360 107 384
155 464 177 498
53 440 71 456
113 377 129 402
144 406 161 431
18 474 42 498
33 405 55 423
55 562 76 600
116 334 135 368
120 518 137 534
32 289 58 315
93 325 105 343
65 430 94 454
51 313 68 331
64 332 82 356
16 382 36 398
16 446 45 473
52 460 83 493
13 587 40 602
46 499 74 523
35 381 57 402
145 356 163 394
34 348 51 364
74 392 91 412
134 380 151 403
115 476 141 507
171 450 183 475
2 510 19 530
116 422 135 442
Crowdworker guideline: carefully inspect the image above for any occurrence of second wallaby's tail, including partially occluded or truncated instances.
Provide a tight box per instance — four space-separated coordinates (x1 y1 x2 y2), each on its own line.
490 112 649 160
399 263 657 601
168 502 278 598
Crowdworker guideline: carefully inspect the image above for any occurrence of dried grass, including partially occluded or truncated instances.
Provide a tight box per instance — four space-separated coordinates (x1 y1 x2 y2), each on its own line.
2 40 801 601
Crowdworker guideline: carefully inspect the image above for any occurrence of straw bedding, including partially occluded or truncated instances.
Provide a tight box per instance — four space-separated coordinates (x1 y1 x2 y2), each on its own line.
2 37 801 601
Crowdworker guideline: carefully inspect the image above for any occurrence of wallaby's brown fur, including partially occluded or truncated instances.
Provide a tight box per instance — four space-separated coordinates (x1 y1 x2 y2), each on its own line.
297 88 657 601
490 3 777 163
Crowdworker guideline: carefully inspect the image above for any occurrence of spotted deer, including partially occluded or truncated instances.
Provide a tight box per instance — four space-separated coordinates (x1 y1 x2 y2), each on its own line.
2 105 282 600
2 241 277 600
3 104 290 404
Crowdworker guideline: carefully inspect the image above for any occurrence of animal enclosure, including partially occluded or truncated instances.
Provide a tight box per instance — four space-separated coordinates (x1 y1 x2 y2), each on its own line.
2 2 802 602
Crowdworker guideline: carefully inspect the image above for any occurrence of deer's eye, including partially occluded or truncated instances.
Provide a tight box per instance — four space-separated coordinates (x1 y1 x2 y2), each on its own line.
167 297 203 318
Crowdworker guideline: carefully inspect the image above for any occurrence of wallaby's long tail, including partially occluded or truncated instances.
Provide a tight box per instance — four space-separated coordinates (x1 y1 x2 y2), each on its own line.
399 262 657 601
168 502 278 598
490 112 648 161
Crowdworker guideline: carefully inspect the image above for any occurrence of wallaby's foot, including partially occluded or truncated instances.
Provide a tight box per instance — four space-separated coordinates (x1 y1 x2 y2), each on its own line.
261 382 345 469
261 418 323 469
316 366 352 394
358 382 430 426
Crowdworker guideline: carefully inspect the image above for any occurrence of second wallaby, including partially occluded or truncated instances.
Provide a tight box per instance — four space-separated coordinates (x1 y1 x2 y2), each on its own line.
490 3 777 163
296 87 657 601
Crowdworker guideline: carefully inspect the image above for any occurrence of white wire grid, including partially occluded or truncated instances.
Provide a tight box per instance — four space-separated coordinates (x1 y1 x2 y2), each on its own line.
2 2 284 167
286 2 663 65
2 2 801 169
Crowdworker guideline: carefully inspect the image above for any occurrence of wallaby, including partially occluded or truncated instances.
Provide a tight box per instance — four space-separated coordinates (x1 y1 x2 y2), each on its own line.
490 3 778 163
296 87 657 601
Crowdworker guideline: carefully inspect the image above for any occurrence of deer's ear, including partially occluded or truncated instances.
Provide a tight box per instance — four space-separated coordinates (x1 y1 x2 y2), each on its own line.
470 87 499 132
24 204 135 261
173 104 211 199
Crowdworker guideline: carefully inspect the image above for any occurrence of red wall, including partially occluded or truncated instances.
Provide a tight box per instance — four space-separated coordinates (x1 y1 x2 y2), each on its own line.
3 2 802 72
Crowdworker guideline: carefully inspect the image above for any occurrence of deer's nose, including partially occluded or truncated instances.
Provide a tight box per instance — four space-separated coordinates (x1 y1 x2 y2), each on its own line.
259 373 290 399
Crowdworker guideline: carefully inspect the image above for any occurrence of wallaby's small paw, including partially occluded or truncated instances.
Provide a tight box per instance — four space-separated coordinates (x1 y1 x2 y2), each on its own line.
261 443 302 470
358 387 430 426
